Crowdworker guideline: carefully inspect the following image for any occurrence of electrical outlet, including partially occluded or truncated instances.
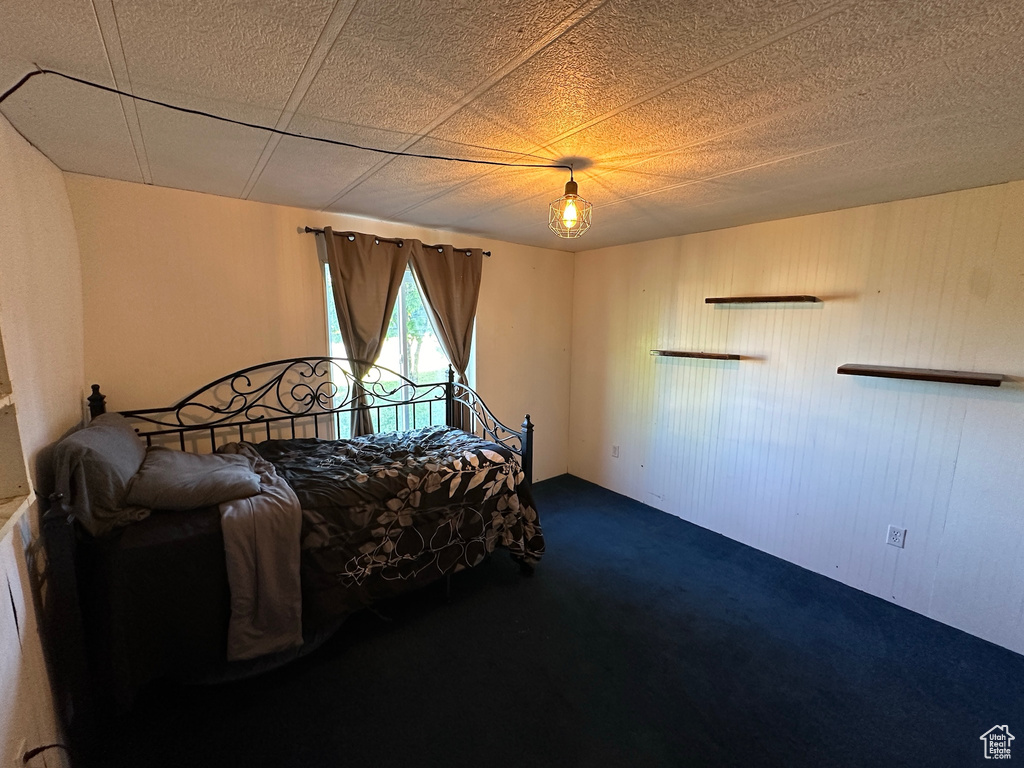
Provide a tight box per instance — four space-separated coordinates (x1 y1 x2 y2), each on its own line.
611 445 619 458
887 525 906 548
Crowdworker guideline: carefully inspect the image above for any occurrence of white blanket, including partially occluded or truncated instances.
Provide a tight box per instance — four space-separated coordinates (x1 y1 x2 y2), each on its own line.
218 443 303 661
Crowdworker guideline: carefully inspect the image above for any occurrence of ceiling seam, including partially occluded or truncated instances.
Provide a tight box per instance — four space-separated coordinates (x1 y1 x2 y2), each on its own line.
108 0 152 183
240 0 360 200
386 0 857 221
319 0 610 211
90 0 153 184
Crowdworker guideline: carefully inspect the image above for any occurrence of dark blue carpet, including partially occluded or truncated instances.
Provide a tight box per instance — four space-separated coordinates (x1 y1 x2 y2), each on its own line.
100 475 1022 767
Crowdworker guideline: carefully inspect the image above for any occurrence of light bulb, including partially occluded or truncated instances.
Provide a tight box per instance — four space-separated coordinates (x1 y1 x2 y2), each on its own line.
562 198 578 229
548 175 591 238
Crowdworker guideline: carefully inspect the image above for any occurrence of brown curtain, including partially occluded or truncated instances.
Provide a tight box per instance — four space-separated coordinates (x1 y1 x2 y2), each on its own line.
408 241 483 431
323 228 409 436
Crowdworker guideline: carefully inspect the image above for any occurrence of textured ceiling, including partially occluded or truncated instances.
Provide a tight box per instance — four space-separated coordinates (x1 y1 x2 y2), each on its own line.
2 0 1023 251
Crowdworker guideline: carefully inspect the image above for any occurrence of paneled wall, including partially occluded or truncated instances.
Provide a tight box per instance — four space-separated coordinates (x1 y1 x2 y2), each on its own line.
569 181 1024 654
66 175 574 480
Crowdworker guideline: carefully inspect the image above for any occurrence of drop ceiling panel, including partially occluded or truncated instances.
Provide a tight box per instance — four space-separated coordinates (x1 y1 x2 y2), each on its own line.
378 110 564 218
402 159 569 214
326 132 559 221
246 110 425 209
246 130 395 210
387 165 586 242
592 33 1024 195
296 0 584 134
665 144 1021 241
427 193 561 248
112 0 337 118
595 183 779 244
0 79 145 183
539 0 1024 168
135 103 272 198
326 164 496 223
427 106 558 161
624 118 1024 240
0 0 113 88
319 168 524 228
722 116 1024 200
439 0 846 154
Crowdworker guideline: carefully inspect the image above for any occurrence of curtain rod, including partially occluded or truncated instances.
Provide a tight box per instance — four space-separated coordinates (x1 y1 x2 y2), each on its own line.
302 227 490 257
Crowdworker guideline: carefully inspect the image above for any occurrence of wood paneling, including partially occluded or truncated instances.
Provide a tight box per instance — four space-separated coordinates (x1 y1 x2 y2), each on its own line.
569 180 1024 654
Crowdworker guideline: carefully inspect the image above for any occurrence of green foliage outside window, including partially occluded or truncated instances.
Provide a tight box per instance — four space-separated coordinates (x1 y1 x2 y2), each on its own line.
325 265 451 435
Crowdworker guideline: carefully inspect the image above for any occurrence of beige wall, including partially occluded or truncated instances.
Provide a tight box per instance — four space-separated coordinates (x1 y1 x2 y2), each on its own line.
569 181 1024 654
0 121 85 492
0 114 80 768
66 174 574 480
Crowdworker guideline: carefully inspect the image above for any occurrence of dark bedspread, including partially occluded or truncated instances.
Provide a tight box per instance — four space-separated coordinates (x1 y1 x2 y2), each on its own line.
254 425 544 626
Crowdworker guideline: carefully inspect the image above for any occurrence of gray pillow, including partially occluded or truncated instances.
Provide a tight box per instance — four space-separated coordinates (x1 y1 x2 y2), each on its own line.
125 447 262 510
52 412 149 536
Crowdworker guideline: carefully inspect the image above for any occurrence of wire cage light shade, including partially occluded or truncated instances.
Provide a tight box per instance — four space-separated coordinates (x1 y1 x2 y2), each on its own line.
548 177 592 238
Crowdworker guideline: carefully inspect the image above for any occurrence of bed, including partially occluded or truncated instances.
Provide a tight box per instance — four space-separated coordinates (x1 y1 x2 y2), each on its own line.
43 357 544 725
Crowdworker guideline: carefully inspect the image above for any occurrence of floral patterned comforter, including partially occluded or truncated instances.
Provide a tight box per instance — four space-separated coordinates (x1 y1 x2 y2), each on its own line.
253 425 544 626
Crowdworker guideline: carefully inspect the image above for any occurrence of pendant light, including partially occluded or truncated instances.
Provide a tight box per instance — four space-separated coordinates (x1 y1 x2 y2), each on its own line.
548 169 592 238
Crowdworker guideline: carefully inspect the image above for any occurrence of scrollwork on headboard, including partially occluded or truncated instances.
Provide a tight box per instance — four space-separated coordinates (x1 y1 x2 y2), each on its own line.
90 357 534 483
452 381 534 485
122 358 441 428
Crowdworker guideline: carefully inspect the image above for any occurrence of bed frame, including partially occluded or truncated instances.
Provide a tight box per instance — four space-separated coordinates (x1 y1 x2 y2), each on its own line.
88 356 534 484
45 358 537 757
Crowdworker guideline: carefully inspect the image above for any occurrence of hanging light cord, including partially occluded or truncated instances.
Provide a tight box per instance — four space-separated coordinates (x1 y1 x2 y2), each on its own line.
0 67 574 174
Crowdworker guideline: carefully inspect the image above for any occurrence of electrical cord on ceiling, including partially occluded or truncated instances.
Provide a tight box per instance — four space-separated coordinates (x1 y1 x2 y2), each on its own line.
0 67 574 174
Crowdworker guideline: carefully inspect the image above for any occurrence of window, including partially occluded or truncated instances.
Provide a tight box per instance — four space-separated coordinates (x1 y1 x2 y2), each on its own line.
325 264 450 434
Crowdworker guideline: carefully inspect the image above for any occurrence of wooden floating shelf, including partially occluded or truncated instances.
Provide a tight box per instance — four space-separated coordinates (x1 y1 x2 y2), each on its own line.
651 350 741 361
837 364 1004 387
706 295 821 304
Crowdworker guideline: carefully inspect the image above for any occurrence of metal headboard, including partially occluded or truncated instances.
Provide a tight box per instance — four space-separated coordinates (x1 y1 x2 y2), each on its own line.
88 357 534 484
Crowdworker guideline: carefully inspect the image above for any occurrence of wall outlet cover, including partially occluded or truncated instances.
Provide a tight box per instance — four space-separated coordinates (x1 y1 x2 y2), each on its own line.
887 525 906 548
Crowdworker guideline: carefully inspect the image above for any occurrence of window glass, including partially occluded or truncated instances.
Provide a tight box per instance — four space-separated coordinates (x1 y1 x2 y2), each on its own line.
324 265 450 434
